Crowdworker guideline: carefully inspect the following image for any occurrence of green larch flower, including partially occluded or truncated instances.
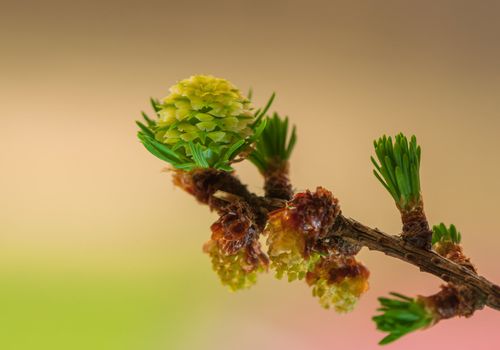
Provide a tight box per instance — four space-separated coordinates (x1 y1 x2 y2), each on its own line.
156 75 253 146
265 187 341 281
137 75 267 171
306 255 370 313
203 240 265 291
265 207 321 281
310 278 365 312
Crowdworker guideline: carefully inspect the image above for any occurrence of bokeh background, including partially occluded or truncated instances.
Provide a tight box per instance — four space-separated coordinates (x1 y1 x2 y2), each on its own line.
1 0 499 349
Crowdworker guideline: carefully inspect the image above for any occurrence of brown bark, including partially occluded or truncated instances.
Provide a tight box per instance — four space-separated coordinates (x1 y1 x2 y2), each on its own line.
332 215 500 310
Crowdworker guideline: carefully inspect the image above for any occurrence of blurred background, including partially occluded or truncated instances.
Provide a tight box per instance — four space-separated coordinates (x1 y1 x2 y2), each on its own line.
1 0 499 349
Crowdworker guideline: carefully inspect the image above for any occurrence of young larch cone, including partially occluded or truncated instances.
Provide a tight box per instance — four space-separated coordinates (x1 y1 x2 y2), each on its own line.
156 75 254 151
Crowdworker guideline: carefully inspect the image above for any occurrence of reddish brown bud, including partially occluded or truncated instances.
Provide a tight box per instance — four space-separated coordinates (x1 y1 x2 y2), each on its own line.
287 186 340 240
434 242 476 272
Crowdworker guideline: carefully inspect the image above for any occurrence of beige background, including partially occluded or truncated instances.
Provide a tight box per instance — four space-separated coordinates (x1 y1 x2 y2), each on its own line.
1 1 499 349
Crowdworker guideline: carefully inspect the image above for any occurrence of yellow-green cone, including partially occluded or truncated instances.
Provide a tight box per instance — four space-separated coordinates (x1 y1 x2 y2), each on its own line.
155 75 254 164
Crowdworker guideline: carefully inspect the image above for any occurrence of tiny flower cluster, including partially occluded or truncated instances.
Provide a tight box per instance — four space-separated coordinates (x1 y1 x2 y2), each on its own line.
205 200 268 291
265 187 369 311
266 207 321 281
203 240 266 291
306 255 370 312
265 187 340 281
